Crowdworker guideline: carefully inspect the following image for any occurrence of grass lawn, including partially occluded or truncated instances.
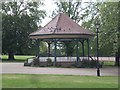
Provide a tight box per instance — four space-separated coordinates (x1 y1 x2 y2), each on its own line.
2 74 118 88
2 55 35 62
103 61 115 66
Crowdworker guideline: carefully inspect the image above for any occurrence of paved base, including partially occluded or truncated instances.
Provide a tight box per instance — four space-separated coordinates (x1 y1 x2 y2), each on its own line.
1 63 118 76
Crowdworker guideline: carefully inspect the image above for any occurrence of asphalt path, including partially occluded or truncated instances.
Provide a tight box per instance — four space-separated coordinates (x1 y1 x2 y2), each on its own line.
1 63 118 76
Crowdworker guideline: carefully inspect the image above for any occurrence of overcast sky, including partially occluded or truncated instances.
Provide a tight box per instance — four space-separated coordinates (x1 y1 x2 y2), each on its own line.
40 0 119 27
40 0 57 27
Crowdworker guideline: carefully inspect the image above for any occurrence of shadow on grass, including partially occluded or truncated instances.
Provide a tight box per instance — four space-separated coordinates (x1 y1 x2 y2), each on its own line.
2 59 26 62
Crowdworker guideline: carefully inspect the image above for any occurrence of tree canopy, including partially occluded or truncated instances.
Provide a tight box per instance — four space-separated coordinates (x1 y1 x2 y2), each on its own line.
82 2 119 56
2 1 46 60
1 1 119 62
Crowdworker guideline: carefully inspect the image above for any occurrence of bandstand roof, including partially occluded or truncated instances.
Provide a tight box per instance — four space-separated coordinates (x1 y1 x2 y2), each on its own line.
29 13 94 39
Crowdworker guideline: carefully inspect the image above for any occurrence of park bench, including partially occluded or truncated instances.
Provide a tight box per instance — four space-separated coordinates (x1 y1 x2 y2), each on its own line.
24 57 35 66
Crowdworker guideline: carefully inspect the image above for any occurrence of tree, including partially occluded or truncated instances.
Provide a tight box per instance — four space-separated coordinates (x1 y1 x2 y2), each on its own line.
82 2 119 65
99 2 119 66
118 2 120 66
39 41 48 56
99 2 118 53
2 1 46 60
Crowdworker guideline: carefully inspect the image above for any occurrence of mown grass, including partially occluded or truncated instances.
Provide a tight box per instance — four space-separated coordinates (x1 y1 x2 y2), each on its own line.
2 74 118 88
103 61 115 66
2 55 35 62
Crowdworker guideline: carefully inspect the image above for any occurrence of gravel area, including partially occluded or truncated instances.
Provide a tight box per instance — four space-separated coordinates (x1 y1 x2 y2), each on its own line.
1 63 118 76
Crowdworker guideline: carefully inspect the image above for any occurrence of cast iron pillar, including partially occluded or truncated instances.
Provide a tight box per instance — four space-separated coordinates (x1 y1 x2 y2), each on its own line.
87 39 90 60
35 39 40 58
76 39 79 62
54 39 57 66
48 42 51 57
81 40 85 57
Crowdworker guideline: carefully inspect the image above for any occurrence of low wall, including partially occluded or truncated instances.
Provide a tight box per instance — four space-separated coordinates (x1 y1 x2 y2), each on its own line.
38 57 115 62
26 57 115 67
38 61 76 67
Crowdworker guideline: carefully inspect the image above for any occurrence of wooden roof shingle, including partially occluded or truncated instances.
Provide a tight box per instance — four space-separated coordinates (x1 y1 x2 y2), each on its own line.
30 13 94 39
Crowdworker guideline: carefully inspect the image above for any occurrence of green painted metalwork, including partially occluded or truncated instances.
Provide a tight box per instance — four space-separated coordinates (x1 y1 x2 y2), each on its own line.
54 39 57 66
76 39 79 62
35 39 40 57
87 39 90 60
48 42 51 57
81 40 85 57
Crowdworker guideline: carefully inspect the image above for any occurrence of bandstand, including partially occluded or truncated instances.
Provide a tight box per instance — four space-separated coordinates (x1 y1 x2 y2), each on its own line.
28 13 94 67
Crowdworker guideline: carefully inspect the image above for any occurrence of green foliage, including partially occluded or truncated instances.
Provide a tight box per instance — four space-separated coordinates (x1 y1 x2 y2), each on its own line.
63 41 75 57
82 2 119 56
76 59 98 68
2 14 37 55
52 1 95 23
39 41 47 56
31 57 40 66
46 58 52 66
99 2 119 54
1 2 46 58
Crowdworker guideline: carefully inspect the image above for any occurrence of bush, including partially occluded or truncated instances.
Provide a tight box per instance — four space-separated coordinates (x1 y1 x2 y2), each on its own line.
31 57 40 67
76 59 97 68
46 58 52 66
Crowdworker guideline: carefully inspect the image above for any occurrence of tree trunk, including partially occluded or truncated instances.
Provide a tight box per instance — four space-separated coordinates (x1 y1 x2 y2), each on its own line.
8 50 15 60
115 52 119 66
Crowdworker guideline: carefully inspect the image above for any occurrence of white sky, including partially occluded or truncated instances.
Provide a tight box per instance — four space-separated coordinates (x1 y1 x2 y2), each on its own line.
40 0 85 27
40 0 119 27
40 0 57 27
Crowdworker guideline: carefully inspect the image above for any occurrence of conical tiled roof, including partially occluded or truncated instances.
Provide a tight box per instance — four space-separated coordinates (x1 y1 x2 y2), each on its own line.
30 13 94 39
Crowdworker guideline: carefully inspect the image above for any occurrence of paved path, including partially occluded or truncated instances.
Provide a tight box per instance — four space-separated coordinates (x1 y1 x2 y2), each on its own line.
1 63 118 76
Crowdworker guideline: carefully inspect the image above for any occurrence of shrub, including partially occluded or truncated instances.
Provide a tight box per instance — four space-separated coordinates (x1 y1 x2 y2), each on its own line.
31 57 40 67
46 58 52 66
76 59 97 68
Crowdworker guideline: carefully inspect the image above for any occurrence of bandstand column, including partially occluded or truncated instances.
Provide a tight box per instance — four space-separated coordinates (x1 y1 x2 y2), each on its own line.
81 40 85 57
48 42 51 57
35 39 40 58
54 39 57 66
76 39 79 62
87 39 90 60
